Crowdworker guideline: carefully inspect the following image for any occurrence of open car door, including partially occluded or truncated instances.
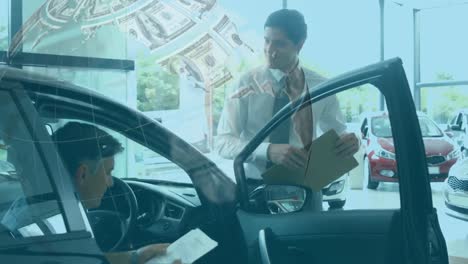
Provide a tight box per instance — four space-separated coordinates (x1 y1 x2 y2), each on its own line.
0 82 107 263
234 58 448 264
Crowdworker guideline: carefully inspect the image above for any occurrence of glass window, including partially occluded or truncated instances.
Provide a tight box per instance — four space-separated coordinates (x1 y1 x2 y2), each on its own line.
0 1 9 51
288 0 380 75
238 81 399 212
419 117 443 137
420 5 468 82
0 90 71 239
126 139 191 184
421 85 468 124
422 85 468 151
40 116 192 186
17 0 276 61
384 2 414 88
371 116 393 138
421 85 468 261
16 0 279 160
23 66 134 106
20 0 129 59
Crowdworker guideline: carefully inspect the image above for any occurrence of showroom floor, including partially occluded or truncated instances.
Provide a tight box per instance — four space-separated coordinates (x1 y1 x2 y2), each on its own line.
342 183 468 263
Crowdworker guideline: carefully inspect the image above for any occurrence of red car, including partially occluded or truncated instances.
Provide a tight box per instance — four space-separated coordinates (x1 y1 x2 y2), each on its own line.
360 112 460 189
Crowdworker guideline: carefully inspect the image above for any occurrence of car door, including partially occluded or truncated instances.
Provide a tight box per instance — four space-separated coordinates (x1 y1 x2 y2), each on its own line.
233 58 448 264
0 80 107 263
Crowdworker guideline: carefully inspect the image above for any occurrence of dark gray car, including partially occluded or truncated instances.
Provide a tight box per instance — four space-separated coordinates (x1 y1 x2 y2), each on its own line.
0 58 450 264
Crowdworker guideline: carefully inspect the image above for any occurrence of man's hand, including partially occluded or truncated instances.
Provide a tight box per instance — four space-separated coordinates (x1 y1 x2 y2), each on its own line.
335 133 360 158
267 144 308 170
137 243 181 264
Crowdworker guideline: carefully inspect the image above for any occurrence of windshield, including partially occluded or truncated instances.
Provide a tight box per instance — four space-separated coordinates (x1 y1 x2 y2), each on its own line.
372 116 443 138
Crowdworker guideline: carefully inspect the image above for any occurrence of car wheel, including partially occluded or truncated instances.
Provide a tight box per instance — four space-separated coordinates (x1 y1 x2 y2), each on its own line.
328 200 346 209
365 156 379 190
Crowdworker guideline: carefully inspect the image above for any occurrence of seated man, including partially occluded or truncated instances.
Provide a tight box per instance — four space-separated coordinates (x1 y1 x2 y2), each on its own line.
2 122 180 264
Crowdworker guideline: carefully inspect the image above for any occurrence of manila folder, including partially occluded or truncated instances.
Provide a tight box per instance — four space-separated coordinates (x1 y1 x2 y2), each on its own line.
262 129 359 192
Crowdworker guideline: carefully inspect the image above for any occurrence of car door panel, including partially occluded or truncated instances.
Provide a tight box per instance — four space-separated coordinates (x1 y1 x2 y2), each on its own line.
237 209 404 264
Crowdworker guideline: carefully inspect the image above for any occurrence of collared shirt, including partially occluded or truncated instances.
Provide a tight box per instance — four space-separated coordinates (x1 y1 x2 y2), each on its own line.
215 64 347 179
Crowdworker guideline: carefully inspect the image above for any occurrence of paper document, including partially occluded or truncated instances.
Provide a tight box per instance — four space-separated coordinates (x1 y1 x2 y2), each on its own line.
262 130 359 192
146 228 217 264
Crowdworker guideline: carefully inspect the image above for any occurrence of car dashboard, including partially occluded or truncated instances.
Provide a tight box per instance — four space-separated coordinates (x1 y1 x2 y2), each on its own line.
98 179 206 248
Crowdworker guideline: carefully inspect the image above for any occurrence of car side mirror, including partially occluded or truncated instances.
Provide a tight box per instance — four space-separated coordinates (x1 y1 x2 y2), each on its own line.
445 132 454 138
361 127 368 139
249 185 307 214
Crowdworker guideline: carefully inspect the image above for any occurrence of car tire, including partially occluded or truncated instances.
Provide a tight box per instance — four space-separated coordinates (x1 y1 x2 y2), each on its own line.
328 200 346 209
365 156 379 190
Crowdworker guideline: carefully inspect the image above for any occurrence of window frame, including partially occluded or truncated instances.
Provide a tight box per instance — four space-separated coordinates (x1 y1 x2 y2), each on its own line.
0 0 134 71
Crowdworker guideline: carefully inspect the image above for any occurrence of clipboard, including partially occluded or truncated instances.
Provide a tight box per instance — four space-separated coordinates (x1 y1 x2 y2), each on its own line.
261 130 359 192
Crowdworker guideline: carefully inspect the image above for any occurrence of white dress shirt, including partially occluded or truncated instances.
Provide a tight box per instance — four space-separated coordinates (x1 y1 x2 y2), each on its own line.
215 64 347 179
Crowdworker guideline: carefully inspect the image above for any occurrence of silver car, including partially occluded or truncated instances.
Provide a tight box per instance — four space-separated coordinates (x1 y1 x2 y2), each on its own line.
444 158 468 221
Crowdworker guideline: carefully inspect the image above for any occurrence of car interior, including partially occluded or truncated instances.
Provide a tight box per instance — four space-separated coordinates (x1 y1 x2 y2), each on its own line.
0 58 450 264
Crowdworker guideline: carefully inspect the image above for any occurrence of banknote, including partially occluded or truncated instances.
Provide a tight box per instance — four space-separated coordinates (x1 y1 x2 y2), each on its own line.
213 15 254 52
118 13 158 49
111 0 138 12
159 34 233 89
117 1 195 51
88 0 113 18
141 1 195 39
46 0 76 21
175 0 217 18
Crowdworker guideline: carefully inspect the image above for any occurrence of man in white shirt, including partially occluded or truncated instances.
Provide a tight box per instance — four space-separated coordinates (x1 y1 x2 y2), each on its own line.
215 9 359 210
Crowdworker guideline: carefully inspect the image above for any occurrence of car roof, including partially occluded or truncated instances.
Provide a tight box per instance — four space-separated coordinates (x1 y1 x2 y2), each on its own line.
0 66 111 102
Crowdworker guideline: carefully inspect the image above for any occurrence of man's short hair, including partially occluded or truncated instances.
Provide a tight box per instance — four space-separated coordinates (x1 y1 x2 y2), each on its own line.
264 9 307 44
52 122 123 175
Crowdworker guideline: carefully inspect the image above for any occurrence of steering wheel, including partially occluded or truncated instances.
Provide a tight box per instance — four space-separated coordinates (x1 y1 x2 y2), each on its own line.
87 177 139 252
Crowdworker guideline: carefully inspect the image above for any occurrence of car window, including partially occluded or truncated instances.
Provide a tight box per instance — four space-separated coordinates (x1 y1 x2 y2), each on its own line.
372 116 443 138
0 91 73 240
371 116 392 138
449 114 458 126
419 117 443 137
46 119 192 185
241 81 400 213
456 113 463 125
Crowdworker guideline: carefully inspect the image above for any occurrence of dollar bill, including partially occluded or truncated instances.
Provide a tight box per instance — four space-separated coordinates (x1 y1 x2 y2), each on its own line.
46 0 76 21
141 1 195 39
213 15 254 52
118 12 159 49
117 1 195 51
46 0 135 21
88 0 113 18
159 34 233 89
111 0 138 12
175 0 217 18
